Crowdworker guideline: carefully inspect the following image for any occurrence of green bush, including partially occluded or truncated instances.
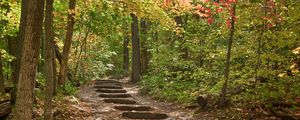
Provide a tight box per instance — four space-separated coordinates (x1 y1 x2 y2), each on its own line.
56 82 78 96
139 56 221 104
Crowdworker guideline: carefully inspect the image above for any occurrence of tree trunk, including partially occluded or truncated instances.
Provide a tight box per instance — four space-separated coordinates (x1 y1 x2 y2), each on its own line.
74 30 89 78
13 0 45 119
52 43 60 95
52 46 57 95
218 4 236 108
58 0 76 85
252 1 267 118
155 23 159 54
0 52 4 94
44 0 54 119
175 16 188 59
123 36 129 74
130 13 141 83
11 0 28 104
182 15 189 60
54 44 62 65
39 33 45 73
81 37 88 80
140 19 149 74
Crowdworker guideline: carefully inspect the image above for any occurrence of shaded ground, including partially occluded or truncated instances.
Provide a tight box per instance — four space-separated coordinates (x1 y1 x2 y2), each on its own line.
72 77 215 120
4 77 295 119
54 77 296 120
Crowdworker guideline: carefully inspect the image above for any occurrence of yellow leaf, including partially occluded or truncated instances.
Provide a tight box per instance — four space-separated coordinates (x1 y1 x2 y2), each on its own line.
292 47 300 54
278 73 285 77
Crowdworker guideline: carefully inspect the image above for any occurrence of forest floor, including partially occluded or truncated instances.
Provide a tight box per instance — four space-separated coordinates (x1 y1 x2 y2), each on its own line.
47 77 291 120
51 77 219 120
1 78 298 119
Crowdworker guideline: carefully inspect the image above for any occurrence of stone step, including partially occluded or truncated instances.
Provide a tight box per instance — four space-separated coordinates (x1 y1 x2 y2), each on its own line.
99 93 132 98
122 112 168 119
95 80 121 83
103 98 137 104
95 79 119 82
95 81 121 84
96 80 118 82
96 79 118 81
95 86 122 89
96 89 127 93
95 83 121 87
114 105 152 111
95 80 120 84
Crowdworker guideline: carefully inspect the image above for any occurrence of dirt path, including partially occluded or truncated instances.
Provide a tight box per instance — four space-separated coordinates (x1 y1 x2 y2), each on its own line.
76 77 212 120
52 77 280 120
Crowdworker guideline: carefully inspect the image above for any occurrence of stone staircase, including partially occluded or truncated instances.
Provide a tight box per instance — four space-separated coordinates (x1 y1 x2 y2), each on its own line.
94 79 169 119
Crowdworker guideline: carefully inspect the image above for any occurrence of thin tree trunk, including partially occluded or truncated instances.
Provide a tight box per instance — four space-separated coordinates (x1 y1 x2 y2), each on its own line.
0 52 4 94
252 20 265 119
252 1 267 118
130 13 141 83
82 37 88 80
140 19 149 74
13 0 45 119
52 46 57 95
218 4 236 108
123 36 129 74
53 43 59 95
39 33 45 73
58 0 76 85
155 23 159 54
54 44 62 65
74 30 89 78
72 26 83 57
44 0 54 119
175 16 188 59
198 38 205 67
182 15 189 59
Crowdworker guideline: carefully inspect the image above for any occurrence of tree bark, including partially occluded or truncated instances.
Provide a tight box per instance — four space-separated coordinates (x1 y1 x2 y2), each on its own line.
82 37 88 80
140 19 149 74
44 0 54 119
155 23 159 54
13 0 45 119
58 0 76 85
0 52 4 94
52 45 57 95
130 13 141 83
123 36 129 74
52 43 60 95
54 44 62 65
11 0 28 104
197 95 209 110
218 4 236 108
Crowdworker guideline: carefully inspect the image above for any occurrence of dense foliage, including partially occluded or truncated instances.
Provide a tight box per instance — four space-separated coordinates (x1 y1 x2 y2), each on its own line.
0 0 299 119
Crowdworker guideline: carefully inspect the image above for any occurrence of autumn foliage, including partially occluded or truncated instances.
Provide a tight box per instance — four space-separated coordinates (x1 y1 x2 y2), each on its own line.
163 0 238 28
